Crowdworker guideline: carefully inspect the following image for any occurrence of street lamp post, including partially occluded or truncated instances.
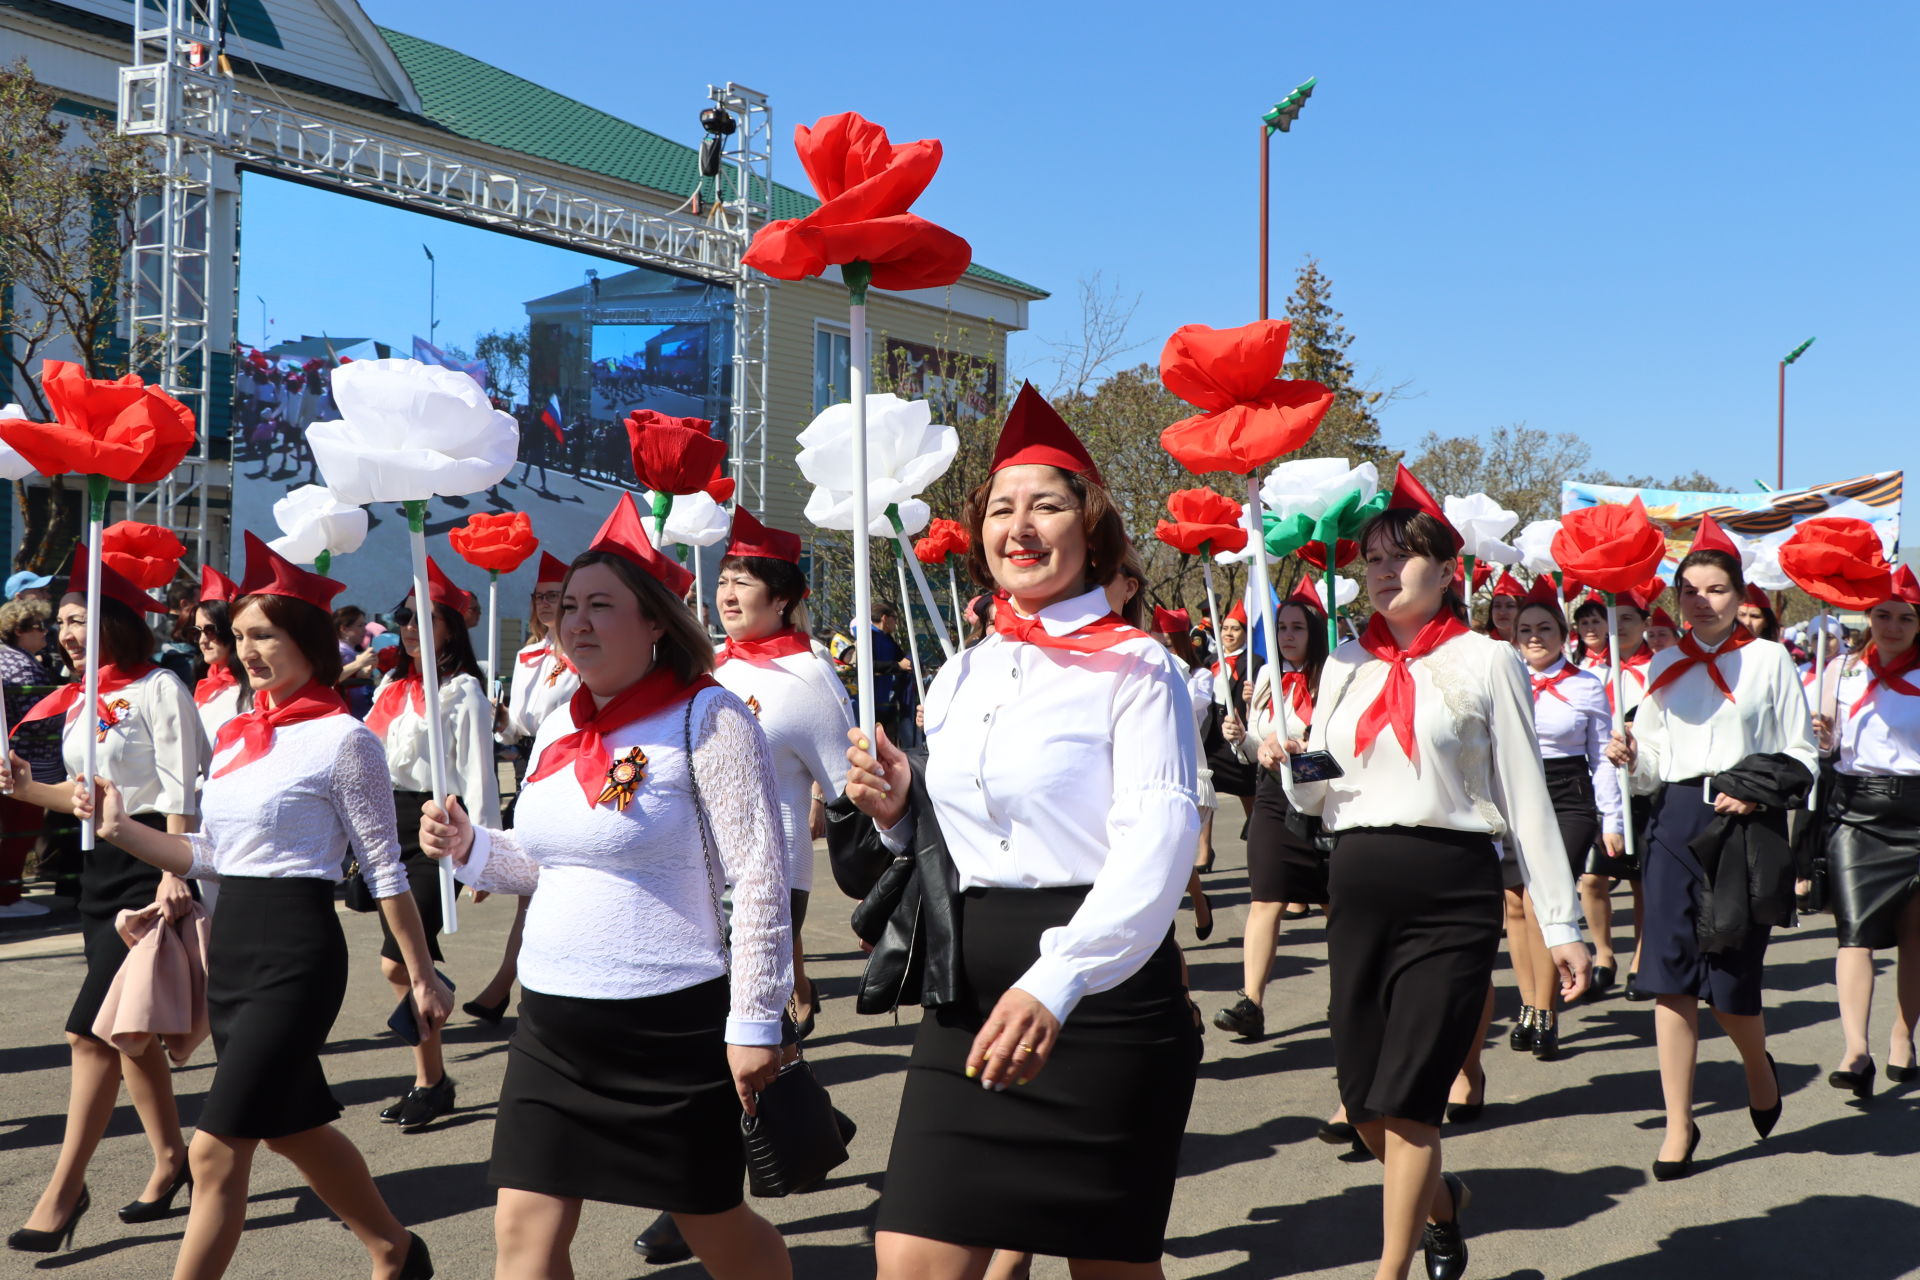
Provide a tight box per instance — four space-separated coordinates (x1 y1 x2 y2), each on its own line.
422 243 438 339
1259 77 1317 320
1777 336 1815 489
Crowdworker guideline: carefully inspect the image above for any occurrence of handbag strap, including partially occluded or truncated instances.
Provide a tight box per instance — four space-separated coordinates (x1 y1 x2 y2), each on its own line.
683 692 730 975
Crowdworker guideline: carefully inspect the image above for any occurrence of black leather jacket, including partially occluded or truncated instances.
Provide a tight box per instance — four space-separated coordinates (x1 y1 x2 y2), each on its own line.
825 754 963 1015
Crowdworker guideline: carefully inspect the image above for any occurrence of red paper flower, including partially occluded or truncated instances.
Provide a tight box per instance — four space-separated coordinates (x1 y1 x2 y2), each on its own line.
1549 499 1667 595
1158 322 1335 475
100 520 186 590
625 410 728 496
0 361 196 484
1154 487 1249 556
743 112 972 293
1777 517 1893 610
913 517 970 565
1299 539 1360 571
449 511 540 575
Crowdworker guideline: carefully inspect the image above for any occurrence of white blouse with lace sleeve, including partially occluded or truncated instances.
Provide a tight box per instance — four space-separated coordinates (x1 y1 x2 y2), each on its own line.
459 685 792 1045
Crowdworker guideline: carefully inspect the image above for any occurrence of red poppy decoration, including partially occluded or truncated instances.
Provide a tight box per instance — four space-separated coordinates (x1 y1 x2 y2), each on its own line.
1158 321 1335 475
449 511 541 575
0 361 196 484
625 410 729 497
1550 499 1668 596
913 516 970 565
1776 517 1893 611
1153 487 1249 556
743 112 972 293
99 520 186 590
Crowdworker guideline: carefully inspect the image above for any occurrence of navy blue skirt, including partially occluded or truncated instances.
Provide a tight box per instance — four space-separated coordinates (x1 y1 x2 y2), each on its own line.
1639 781 1776 1015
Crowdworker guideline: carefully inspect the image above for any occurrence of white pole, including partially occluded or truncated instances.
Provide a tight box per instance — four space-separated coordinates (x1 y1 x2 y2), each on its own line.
406 513 458 934
1811 609 1831 811
78 483 105 852
895 556 927 705
485 573 499 693
848 304 875 742
892 522 955 657
693 542 706 629
1245 476 1279 685
1608 601 1636 865
1201 555 1225 656
947 562 967 648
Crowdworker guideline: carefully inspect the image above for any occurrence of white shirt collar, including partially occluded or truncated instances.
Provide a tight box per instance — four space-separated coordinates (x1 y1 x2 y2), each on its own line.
1006 586 1115 638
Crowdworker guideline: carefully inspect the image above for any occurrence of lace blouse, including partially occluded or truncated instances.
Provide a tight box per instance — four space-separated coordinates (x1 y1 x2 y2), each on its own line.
458 685 792 1045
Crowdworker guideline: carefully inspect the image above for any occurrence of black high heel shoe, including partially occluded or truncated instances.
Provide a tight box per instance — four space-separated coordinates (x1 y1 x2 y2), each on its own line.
7 1186 89 1253
1622 970 1651 1002
1533 1012 1560 1062
119 1161 191 1223
1828 1058 1876 1101
1652 1123 1701 1182
463 996 509 1026
399 1231 434 1279
1886 1043 1917 1084
1751 1052 1783 1139
1446 1065 1487 1124
1422 1171 1471 1280
1192 893 1214 942
1509 1007 1537 1052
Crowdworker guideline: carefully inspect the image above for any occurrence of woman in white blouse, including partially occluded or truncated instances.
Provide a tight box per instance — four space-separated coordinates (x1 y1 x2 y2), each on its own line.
191 567 250 746
1579 589 1654 1002
366 558 500 1132
1510 590 1623 1060
1813 566 1920 1098
1279 475 1588 1280
1605 539 1816 1179
67 535 447 1279
842 387 1202 1275
421 494 792 1279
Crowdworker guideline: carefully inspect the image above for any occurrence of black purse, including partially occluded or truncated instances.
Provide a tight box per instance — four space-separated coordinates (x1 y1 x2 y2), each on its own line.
340 859 379 913
683 698 849 1197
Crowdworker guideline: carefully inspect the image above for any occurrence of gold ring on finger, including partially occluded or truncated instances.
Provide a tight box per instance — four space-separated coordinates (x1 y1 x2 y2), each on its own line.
1015 1043 1035 1055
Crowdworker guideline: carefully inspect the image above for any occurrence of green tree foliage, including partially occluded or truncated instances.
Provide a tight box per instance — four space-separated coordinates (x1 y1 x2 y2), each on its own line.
472 326 531 402
1407 423 1595 528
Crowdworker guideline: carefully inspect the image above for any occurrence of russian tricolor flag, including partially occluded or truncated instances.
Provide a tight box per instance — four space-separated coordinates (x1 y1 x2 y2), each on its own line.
540 394 565 446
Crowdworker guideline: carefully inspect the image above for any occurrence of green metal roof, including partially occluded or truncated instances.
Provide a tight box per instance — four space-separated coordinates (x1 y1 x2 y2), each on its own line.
377 28 1046 299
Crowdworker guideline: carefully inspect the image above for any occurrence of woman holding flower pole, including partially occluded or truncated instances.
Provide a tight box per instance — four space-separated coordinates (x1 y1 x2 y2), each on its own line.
1277 470 1588 1280
837 387 1202 1274
418 494 793 1280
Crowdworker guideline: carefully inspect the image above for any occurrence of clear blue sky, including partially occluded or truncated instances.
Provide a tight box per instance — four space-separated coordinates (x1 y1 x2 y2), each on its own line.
256 0 1918 504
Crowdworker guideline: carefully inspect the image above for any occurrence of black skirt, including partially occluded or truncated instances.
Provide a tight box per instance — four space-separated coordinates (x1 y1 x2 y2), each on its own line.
877 885 1201 1263
1640 780 1777 1015
490 979 744 1213
1826 773 1920 950
1543 756 1601 880
378 791 444 964
1327 827 1503 1127
67 814 172 1040
200 877 348 1139
1246 768 1329 905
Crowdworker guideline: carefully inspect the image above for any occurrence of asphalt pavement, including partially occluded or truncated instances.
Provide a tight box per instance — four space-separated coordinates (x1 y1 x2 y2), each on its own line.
3 825 1919 1279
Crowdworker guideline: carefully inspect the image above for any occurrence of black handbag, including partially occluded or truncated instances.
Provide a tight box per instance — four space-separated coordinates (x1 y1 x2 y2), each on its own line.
683 699 849 1197
340 860 378 913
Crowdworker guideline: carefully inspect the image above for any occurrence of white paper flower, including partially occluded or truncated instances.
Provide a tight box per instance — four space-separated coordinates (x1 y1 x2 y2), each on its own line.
306 359 519 504
1213 502 1258 565
266 484 369 564
1259 457 1380 520
804 490 930 538
1743 534 1794 592
1444 494 1520 563
1306 575 1361 610
796 394 957 532
644 488 731 548
1516 520 1563 575
0 404 36 481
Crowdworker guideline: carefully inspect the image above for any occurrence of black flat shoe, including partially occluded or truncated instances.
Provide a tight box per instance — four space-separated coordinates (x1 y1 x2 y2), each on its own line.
1622 971 1651 1002
1317 1120 1358 1145
1281 906 1314 920
7 1186 88 1253
1422 1171 1470 1280
1446 1066 1487 1124
463 996 509 1026
634 1211 692 1265
397 1077 457 1133
1750 1053 1782 1140
400 1231 434 1279
1213 995 1266 1040
118 1160 191 1223
1652 1122 1701 1182
1590 964 1616 995
379 1089 412 1123
1828 1059 1876 1101
1509 1007 1537 1052
1532 1014 1560 1062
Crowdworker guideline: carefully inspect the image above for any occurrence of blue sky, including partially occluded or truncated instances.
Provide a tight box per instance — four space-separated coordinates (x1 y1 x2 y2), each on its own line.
253 0 1918 501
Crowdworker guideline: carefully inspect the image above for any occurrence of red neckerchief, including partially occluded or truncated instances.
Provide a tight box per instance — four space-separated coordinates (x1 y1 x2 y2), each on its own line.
517 644 552 668
1645 627 1756 703
365 675 424 739
1850 644 1920 716
991 594 1140 654
1604 643 1655 711
717 627 813 666
529 667 719 805
210 680 348 779
1531 660 1581 705
1352 611 1470 758
1581 650 1610 671
194 663 238 708
1276 669 1313 726
15 662 157 731
1212 650 1243 680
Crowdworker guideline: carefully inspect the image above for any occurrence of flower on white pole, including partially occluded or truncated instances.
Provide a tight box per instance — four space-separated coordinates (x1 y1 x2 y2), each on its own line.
307 359 519 503
1443 493 1521 565
1516 519 1564 576
267 484 369 565
796 393 957 526
1742 533 1794 592
1260 457 1380 521
644 488 731 548
1213 503 1259 565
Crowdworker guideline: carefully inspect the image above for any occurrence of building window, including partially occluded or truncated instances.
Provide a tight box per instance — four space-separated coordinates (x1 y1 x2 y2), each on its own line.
813 325 850 413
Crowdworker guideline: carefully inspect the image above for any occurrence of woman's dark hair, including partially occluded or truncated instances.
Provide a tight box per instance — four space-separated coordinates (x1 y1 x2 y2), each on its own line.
1112 545 1148 630
62 593 152 670
1676 549 1745 596
1569 596 1610 663
193 598 252 697
962 467 1130 593
1516 599 1570 643
1357 508 1467 624
393 601 484 683
1275 600 1331 695
1163 625 1198 668
561 551 715 686
332 605 367 634
718 553 810 630
233 595 340 688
